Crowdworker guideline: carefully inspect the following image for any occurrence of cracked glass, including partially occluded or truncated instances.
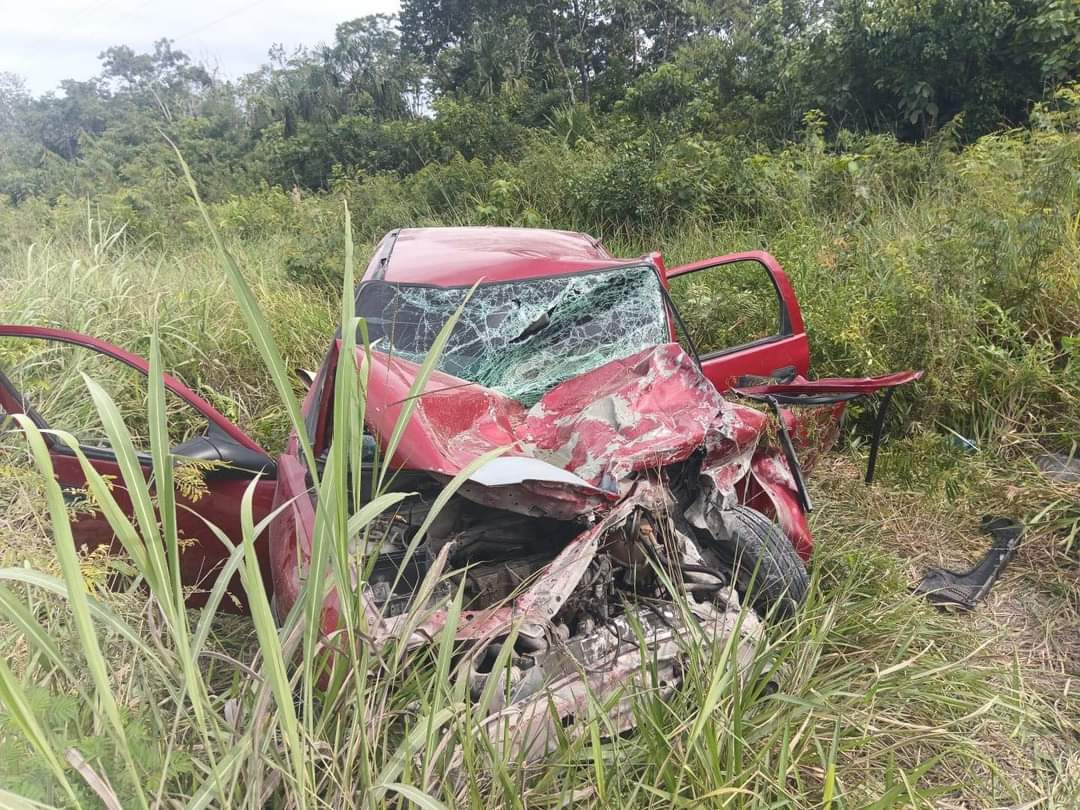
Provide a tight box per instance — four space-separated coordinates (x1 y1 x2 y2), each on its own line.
355 264 669 405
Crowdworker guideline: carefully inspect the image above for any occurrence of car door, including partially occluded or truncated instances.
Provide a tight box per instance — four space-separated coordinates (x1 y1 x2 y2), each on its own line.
0 325 277 608
266 340 336 620
664 251 809 391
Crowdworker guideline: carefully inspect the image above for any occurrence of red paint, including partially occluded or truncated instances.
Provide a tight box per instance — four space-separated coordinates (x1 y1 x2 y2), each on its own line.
0 325 275 609
2 227 922 624
362 342 770 500
364 227 628 286
665 252 811 391
749 453 814 560
267 452 314 619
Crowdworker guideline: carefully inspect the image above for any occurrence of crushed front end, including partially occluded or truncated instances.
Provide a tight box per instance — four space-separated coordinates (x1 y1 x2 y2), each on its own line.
271 341 809 760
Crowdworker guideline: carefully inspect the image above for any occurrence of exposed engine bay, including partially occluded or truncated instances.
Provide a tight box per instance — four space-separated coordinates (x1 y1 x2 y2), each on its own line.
275 343 832 760
353 458 771 759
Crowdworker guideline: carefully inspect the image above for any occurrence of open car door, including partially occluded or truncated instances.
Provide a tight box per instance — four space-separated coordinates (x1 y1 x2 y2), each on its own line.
665 252 922 479
0 325 277 608
664 251 810 391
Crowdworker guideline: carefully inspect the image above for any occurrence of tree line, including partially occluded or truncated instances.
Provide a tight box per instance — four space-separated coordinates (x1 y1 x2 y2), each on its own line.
1 0 1077 207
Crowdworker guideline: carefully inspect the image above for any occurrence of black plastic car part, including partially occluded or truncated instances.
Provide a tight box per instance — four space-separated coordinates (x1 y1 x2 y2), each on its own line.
171 422 277 477
913 516 1023 611
760 396 813 514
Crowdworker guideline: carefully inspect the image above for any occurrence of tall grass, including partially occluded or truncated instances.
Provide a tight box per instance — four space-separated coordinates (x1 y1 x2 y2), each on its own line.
0 128 1076 805
0 216 335 451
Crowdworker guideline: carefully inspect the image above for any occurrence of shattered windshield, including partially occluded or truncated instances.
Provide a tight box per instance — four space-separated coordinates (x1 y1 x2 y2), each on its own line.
356 264 669 405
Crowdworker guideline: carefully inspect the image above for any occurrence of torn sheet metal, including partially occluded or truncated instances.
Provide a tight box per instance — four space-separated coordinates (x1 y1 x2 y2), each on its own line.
465 596 765 766
375 480 670 645
363 342 780 519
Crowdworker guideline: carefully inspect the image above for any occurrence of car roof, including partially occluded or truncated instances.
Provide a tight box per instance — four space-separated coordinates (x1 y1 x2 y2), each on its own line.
362 226 638 286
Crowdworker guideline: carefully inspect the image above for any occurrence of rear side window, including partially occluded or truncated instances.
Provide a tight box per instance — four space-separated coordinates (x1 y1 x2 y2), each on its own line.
0 337 204 452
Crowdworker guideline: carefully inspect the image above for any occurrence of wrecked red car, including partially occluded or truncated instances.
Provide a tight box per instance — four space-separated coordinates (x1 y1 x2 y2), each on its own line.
0 227 918 756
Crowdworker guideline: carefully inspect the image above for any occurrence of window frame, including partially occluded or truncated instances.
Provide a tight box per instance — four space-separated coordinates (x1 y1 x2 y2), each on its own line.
0 325 268 464
664 252 799 360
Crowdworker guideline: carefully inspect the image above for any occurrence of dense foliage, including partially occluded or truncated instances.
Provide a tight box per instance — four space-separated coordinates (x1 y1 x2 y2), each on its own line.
0 0 1077 444
2 1 1078 209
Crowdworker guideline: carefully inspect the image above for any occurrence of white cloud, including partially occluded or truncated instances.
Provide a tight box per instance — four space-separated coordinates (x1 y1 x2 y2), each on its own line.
0 0 401 95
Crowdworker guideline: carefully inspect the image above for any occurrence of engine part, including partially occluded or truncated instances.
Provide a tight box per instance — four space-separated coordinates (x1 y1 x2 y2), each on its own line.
468 595 765 764
365 548 434 617
462 553 552 607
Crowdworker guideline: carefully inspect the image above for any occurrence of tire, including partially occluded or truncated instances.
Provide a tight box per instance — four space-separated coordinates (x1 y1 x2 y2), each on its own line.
708 506 808 618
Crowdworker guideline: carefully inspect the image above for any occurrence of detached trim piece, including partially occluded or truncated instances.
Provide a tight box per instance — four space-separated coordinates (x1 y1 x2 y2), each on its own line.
864 387 897 485
914 516 1023 611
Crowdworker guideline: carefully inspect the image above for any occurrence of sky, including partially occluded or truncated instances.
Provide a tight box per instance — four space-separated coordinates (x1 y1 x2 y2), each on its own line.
0 0 401 95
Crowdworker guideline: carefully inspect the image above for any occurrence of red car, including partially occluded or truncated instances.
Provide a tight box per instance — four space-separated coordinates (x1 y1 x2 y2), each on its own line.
0 227 917 756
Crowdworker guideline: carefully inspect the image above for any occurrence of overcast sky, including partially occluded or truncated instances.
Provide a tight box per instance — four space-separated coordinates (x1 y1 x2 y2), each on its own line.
1 0 401 95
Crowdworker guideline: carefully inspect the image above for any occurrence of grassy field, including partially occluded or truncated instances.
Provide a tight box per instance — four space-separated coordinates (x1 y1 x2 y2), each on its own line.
0 132 1077 807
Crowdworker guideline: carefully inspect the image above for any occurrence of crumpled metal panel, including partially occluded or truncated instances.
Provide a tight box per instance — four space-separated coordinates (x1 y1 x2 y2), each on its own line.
520 343 767 489
374 479 671 644
464 596 765 767
364 342 774 519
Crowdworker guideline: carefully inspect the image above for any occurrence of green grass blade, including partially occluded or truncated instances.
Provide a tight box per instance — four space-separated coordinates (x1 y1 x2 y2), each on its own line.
146 329 181 610
0 656 79 804
375 282 479 493
145 330 216 746
0 568 169 674
11 414 149 810
171 142 317 479
0 585 78 685
80 374 163 574
376 783 449 810
187 496 295 657
0 789 62 810
48 430 152 578
236 474 307 802
183 732 252 810
371 705 458 800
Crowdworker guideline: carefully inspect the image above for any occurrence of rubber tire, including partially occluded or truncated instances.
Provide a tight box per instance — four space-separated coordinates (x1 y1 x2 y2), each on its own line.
709 506 808 618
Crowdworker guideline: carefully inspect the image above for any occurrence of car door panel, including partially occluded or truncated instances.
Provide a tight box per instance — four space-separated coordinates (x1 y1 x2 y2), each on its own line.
0 325 277 608
664 251 810 391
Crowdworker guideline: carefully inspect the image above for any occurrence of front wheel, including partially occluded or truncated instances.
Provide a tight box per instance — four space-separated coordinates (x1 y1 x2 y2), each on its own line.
709 506 808 618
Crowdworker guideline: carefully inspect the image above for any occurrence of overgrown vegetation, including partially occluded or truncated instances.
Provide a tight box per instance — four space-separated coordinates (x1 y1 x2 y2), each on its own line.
0 1 1078 806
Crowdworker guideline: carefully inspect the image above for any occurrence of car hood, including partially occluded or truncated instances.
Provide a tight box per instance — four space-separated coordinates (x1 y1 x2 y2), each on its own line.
361 342 769 518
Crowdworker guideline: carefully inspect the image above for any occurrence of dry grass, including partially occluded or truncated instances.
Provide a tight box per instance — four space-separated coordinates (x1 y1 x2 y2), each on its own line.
810 448 1080 804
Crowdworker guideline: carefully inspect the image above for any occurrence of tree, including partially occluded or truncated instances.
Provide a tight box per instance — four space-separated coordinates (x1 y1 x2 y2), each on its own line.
814 0 1053 137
